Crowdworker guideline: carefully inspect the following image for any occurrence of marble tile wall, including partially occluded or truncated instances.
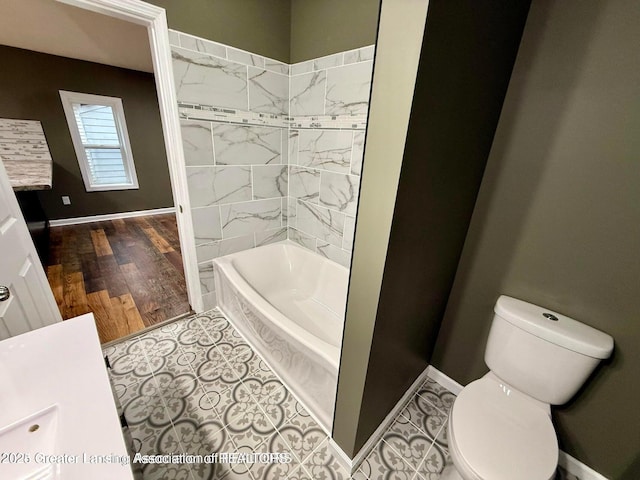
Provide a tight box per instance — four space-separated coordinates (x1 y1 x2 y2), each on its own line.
286 48 373 267
169 30 374 304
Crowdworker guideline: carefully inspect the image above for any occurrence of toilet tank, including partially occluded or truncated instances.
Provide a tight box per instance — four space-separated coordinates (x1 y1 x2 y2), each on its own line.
485 296 614 405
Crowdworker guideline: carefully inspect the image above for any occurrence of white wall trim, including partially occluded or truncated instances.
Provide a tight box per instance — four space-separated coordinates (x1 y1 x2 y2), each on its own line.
49 207 176 226
57 0 202 312
426 365 463 395
336 366 433 474
559 452 610 480
426 366 610 480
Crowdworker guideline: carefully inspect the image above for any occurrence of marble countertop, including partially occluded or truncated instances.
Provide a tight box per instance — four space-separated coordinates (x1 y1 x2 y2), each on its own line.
4 158 53 191
0 119 53 191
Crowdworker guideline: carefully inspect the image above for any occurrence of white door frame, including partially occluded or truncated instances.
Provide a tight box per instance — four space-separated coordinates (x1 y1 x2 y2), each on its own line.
57 0 202 312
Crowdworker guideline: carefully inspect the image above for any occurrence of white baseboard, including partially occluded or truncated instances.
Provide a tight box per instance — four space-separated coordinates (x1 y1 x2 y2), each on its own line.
558 451 610 480
426 366 609 480
49 207 176 226
343 366 434 474
426 365 463 395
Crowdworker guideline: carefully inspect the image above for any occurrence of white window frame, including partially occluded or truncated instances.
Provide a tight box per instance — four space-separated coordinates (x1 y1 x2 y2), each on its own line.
59 90 139 192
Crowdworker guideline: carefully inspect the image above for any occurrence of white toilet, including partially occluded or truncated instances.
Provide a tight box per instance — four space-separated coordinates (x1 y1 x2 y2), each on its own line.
446 295 614 480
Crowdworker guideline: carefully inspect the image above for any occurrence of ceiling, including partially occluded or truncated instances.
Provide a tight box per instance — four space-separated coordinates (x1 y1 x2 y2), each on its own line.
0 0 153 73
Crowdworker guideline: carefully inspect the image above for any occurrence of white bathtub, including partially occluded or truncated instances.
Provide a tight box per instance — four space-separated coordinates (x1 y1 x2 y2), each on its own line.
213 241 348 431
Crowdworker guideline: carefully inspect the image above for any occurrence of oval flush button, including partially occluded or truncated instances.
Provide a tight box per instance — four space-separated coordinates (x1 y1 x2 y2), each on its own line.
543 313 559 321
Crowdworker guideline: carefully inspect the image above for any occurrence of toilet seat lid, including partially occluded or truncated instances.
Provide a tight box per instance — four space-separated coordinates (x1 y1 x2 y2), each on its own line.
450 377 558 480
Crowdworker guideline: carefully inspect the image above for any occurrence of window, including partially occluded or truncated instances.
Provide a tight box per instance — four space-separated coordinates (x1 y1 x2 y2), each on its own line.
60 91 139 191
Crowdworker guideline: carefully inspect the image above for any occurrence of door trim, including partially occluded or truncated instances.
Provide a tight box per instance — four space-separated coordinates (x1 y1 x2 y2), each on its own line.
57 0 202 312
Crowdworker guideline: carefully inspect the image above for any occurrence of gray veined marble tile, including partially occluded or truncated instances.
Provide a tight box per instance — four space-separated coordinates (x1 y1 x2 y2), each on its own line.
198 262 215 294
344 45 375 64
180 120 214 166
227 47 265 68
286 196 297 227
298 130 353 173
319 171 360 216
351 130 366 176
252 165 288 199
187 166 251 207
325 61 373 115
316 242 351 268
289 166 320 203
248 67 289 115
290 60 313 76
288 130 299 165
171 46 247 110
281 130 289 165
179 34 226 58
296 200 345 248
265 59 289 75
212 124 281 165
220 198 281 238
313 52 343 70
343 215 356 251
195 234 255 263
281 197 289 225
290 71 327 116
190 206 222 244
255 227 287 247
288 227 315 252
201 292 217 312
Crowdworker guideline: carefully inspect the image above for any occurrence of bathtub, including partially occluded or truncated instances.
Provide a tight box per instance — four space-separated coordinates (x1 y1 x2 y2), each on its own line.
213 241 348 432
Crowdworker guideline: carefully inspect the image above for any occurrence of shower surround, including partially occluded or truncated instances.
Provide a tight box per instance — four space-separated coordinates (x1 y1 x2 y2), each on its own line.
169 30 373 308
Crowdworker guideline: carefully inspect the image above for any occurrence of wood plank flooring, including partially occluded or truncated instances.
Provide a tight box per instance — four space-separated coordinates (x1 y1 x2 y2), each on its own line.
46 213 191 344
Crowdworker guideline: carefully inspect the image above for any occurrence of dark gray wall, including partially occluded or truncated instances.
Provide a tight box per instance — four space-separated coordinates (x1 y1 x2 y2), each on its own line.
431 0 640 478
0 45 173 220
145 0 291 63
337 0 532 455
290 0 380 63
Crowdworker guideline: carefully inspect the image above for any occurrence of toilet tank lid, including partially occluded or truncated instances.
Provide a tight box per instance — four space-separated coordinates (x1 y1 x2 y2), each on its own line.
494 296 614 359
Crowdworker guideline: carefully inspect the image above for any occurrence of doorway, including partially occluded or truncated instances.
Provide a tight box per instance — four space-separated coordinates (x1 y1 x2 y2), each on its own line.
0 0 198 343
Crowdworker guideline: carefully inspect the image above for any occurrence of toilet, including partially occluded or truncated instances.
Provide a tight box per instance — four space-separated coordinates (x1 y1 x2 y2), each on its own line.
445 296 614 480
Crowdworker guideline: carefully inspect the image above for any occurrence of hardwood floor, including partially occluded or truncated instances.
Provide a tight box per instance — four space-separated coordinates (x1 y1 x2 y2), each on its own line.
46 213 191 343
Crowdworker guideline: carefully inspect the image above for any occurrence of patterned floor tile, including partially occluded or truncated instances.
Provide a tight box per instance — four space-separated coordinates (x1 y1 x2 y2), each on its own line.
141 462 192 480
107 338 155 386
261 387 308 430
416 379 455 414
413 442 448 480
351 468 369 480
173 316 218 349
301 438 349 480
398 394 447 443
220 383 277 439
358 439 416 480
383 422 434 472
277 413 327 464
242 375 285 407
247 431 301 480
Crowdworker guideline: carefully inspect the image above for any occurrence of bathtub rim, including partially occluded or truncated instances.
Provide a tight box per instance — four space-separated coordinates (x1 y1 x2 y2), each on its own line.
212 240 344 372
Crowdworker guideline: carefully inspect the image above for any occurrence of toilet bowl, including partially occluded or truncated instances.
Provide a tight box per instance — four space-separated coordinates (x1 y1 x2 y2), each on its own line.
445 296 613 480
448 373 557 480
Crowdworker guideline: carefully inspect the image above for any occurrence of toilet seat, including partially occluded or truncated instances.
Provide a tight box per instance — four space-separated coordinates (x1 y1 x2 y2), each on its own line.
449 376 558 480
